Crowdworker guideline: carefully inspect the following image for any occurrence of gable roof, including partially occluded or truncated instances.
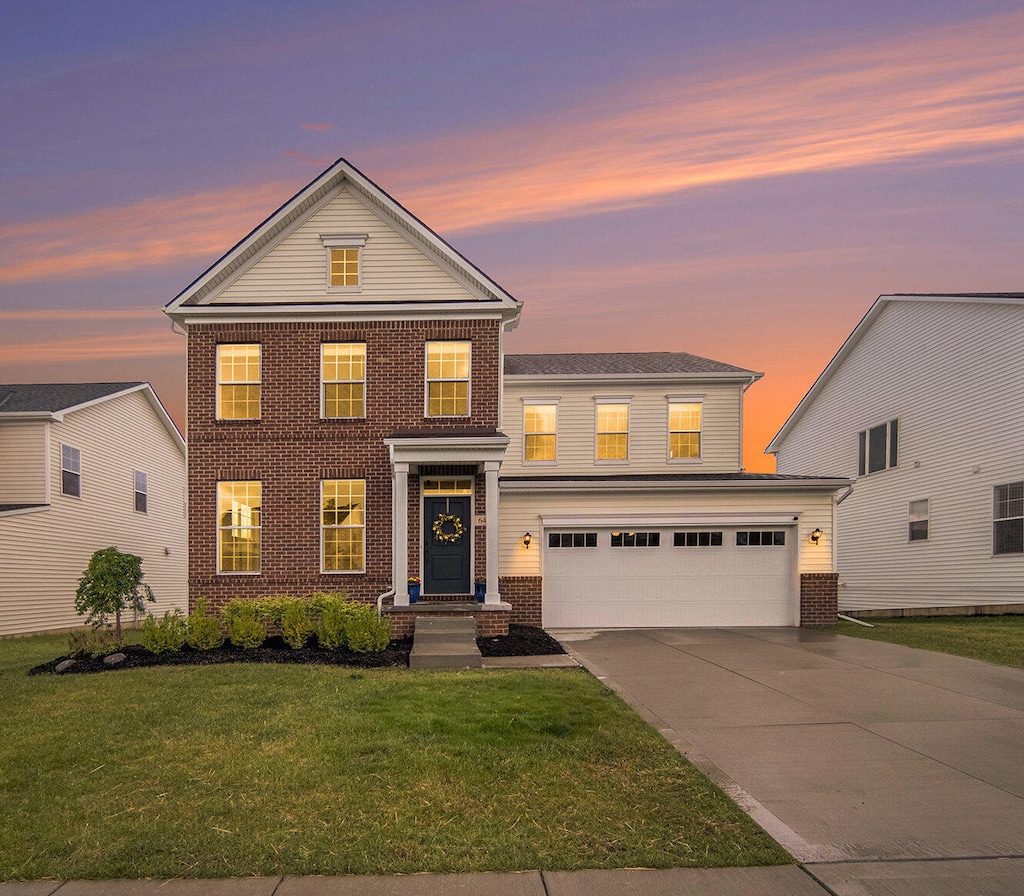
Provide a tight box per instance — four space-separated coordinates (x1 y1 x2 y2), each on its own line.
505 351 760 380
766 292 1024 454
164 157 521 322
0 383 185 454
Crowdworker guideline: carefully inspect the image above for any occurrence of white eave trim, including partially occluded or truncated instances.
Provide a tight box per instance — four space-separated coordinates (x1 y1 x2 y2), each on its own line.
385 435 510 467
500 477 851 493
168 302 516 326
504 371 763 385
542 512 802 528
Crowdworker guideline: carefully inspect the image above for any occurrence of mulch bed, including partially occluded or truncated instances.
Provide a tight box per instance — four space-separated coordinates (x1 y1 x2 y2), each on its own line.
29 624 565 675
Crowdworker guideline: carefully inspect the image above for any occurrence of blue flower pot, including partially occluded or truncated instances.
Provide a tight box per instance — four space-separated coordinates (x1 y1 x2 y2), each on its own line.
408 583 420 603
474 582 486 602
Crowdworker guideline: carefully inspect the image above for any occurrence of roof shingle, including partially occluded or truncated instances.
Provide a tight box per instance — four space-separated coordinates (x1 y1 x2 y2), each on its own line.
503 352 755 377
0 383 143 414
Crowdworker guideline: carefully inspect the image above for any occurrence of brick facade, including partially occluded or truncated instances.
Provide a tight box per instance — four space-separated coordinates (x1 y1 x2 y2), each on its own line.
800 572 838 626
187 318 501 613
500 576 543 626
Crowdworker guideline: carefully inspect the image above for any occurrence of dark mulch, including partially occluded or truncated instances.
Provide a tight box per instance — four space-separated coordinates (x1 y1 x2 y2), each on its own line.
29 624 564 675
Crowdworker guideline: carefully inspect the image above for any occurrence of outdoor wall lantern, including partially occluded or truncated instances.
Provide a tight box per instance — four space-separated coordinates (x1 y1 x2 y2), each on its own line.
810 528 823 545
522 532 532 549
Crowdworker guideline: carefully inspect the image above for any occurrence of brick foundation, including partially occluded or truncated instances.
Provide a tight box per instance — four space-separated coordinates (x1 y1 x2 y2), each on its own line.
383 605 509 637
800 572 838 626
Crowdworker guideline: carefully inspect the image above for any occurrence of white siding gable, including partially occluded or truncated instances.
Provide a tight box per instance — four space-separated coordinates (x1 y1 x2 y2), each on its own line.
211 184 483 306
0 422 48 505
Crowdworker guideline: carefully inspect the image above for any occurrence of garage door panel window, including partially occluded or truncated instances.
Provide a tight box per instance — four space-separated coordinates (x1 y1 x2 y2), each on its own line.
736 530 786 546
611 531 660 547
548 532 597 548
674 531 723 547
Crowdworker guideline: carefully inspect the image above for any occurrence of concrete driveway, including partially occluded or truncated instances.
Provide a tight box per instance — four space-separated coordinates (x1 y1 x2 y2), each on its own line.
558 627 1024 870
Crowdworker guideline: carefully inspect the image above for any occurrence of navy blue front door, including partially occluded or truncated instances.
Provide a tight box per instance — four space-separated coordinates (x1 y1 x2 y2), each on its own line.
423 496 471 595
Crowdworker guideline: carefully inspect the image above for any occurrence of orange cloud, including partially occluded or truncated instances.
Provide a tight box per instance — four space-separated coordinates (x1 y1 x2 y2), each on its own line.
0 327 182 365
301 123 334 132
2 10 1022 284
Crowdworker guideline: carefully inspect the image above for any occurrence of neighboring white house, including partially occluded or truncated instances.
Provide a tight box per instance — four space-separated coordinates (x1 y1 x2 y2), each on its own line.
499 352 849 628
0 383 187 636
767 293 1024 615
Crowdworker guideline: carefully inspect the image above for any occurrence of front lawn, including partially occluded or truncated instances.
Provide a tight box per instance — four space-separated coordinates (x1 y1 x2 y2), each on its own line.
0 634 789 880
837 614 1024 669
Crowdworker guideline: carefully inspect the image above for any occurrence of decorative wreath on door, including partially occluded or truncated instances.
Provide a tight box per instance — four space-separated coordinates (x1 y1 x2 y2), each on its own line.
432 512 466 543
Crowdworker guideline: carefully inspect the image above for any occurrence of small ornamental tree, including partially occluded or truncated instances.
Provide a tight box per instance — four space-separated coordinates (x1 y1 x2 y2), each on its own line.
74 547 155 642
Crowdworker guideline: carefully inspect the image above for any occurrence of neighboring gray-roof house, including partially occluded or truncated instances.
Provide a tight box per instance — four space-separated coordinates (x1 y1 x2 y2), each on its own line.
768 293 1024 615
0 383 187 636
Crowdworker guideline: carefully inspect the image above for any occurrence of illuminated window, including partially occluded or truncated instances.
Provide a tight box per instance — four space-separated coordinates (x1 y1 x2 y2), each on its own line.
426 341 470 416
909 499 929 542
858 419 899 475
217 344 261 420
322 480 365 572
61 445 81 497
134 471 148 514
330 248 360 287
422 479 473 495
217 481 261 573
322 343 366 418
994 482 1023 555
596 402 629 461
669 402 702 459
321 233 366 290
524 403 557 462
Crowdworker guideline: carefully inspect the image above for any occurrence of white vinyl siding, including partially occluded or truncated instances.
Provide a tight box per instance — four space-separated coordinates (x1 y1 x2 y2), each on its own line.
0 423 48 504
0 390 187 637
212 185 482 305
502 382 742 475
774 298 1024 612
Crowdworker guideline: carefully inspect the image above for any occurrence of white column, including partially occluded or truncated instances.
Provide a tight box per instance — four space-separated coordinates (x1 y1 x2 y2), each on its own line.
392 462 410 606
484 460 501 604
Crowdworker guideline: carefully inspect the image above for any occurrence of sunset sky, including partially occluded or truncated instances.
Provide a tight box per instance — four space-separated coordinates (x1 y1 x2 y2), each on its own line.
2 1 1022 471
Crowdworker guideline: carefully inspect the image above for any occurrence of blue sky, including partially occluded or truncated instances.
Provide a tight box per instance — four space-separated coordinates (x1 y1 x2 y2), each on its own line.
2 0 1022 468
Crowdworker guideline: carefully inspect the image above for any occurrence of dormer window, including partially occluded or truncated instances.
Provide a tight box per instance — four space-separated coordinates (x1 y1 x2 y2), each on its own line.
321 234 367 292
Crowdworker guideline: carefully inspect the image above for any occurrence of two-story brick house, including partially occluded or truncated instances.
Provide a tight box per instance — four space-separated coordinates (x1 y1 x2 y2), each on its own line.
165 158 848 633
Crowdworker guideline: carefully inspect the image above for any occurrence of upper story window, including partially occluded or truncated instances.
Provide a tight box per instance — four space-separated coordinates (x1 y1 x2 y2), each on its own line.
217 481 261 573
524 402 557 462
669 401 702 459
596 401 629 461
321 233 367 291
61 445 81 497
322 343 366 418
426 341 470 417
134 471 148 514
322 479 366 572
909 499 929 542
217 344 261 420
994 482 1023 555
858 418 898 475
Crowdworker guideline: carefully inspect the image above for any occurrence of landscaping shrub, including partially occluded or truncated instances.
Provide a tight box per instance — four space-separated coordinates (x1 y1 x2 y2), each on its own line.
142 610 187 654
312 591 351 650
252 594 294 629
186 598 224 650
281 599 315 649
74 546 155 642
224 600 266 649
345 607 391 653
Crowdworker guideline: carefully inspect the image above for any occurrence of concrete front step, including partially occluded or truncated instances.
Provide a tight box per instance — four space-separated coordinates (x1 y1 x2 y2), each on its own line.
409 616 482 670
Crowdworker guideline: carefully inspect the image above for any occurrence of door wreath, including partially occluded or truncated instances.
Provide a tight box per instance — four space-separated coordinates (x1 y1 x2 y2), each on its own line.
432 512 465 543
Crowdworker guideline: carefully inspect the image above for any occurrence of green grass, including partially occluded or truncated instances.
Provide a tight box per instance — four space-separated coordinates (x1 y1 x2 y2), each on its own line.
0 634 789 880
837 614 1024 669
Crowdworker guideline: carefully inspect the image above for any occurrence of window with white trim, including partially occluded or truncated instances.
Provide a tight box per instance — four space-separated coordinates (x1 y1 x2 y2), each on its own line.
909 499 929 542
322 480 366 572
322 343 366 418
426 341 470 417
61 445 81 497
669 402 702 459
611 531 659 547
858 419 899 475
524 403 557 462
217 481 261 573
217 344 261 420
134 471 148 514
321 233 367 291
596 402 629 461
994 482 1023 555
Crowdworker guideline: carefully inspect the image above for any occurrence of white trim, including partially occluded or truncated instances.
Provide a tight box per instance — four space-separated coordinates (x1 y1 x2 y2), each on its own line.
594 399 630 464
0 504 50 518
501 477 851 493
173 304 512 324
506 372 761 385
216 343 261 421
522 400 558 465
60 443 81 499
541 513 802 527
320 233 368 247
667 397 703 464
133 469 149 514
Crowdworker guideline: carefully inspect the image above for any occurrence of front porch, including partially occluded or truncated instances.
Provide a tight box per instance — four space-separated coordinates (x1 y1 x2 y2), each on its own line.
383 598 512 637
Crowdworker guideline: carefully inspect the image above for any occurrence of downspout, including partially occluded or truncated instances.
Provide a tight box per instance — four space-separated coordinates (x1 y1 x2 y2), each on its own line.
739 374 758 472
376 587 395 619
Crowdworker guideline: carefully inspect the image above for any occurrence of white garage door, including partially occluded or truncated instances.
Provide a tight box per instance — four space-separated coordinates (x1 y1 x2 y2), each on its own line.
543 526 796 627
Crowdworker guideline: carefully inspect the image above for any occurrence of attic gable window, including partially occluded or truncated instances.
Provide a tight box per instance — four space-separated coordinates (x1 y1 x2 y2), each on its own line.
858 418 898 475
321 234 367 292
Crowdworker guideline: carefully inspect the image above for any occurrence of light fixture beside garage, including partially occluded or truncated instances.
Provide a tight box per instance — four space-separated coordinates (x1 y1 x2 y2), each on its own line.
810 528 823 545
521 532 532 549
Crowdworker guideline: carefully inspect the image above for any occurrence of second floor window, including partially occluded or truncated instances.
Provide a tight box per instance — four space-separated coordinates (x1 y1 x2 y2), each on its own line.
669 402 702 459
134 471 148 514
217 344 261 420
524 403 557 462
596 402 629 461
858 418 898 475
61 445 81 497
322 343 366 418
426 341 470 417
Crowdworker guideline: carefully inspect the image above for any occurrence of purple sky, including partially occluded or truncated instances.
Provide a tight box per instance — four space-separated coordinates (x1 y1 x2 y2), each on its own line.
2 0 1022 470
